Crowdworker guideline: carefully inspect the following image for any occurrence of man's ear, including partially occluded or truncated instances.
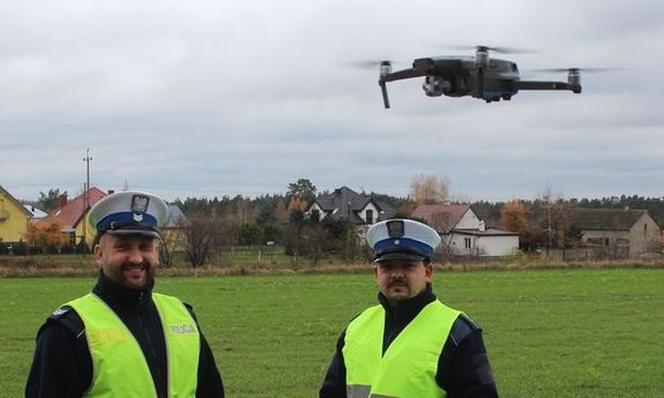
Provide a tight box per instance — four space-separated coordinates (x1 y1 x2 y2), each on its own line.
93 236 105 266
424 261 434 281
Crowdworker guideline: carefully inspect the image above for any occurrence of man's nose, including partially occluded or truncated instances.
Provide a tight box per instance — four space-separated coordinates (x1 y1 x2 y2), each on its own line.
127 246 143 264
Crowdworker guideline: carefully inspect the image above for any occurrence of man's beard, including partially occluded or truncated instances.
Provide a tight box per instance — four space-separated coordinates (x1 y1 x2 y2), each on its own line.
110 262 156 290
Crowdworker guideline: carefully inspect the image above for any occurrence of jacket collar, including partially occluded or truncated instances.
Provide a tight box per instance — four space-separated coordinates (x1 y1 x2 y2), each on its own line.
92 271 154 310
377 283 436 314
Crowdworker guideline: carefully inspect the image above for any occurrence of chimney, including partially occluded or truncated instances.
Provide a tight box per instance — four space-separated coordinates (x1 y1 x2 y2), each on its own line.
479 220 486 232
57 192 68 208
108 190 115 195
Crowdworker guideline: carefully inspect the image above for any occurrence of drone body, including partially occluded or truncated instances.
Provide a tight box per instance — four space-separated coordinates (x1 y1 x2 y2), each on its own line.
378 47 582 108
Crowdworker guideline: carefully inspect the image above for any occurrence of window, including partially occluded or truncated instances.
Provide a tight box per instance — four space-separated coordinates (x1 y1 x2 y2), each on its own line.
365 209 374 224
464 238 471 249
310 209 320 222
644 223 648 238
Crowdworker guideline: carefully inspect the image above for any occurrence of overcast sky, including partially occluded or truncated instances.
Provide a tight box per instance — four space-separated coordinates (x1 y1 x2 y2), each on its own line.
2 0 663 203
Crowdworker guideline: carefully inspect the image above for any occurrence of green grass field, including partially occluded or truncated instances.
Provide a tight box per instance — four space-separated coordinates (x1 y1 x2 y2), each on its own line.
2 269 663 397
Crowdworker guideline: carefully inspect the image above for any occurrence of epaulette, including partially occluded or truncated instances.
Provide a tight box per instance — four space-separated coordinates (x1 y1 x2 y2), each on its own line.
45 306 85 339
48 306 72 321
449 314 482 346
183 302 199 322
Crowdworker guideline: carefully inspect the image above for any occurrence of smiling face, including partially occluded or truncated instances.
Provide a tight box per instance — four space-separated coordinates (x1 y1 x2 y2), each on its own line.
375 259 433 304
94 233 160 290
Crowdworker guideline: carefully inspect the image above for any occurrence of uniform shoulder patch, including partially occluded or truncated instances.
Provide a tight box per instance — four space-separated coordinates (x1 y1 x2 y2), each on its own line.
49 306 72 320
449 314 482 346
45 306 85 338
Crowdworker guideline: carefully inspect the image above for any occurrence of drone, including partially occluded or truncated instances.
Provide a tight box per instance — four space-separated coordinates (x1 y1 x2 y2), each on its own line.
375 46 595 108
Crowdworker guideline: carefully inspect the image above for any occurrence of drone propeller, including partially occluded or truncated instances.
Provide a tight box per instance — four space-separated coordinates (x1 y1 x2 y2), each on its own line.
527 67 620 73
448 44 538 54
349 59 395 69
349 60 397 108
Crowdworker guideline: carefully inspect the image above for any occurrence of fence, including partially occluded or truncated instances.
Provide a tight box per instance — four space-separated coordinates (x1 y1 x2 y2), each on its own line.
543 246 630 261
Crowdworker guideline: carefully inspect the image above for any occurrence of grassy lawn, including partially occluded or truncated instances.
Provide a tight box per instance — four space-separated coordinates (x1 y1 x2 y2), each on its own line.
2 269 663 397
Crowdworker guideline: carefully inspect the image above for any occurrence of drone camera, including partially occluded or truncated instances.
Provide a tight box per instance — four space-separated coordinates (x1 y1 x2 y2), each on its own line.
422 75 450 97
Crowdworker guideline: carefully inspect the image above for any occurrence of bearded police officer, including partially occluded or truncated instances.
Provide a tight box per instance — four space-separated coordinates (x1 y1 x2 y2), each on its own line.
26 191 224 397
320 219 498 398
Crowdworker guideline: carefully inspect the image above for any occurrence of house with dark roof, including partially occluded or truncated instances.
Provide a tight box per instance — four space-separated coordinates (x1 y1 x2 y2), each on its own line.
38 187 108 245
568 208 661 258
413 204 519 257
306 186 396 235
0 185 32 243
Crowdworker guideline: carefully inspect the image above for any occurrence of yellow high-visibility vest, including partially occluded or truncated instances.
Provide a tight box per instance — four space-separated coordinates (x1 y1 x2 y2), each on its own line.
343 300 460 398
66 292 200 397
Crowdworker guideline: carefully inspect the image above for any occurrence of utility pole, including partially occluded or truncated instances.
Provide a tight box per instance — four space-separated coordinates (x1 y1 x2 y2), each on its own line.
83 148 93 246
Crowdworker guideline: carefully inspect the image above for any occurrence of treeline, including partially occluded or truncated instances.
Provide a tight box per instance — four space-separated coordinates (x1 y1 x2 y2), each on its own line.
21 178 664 266
473 195 664 252
472 195 664 227
172 193 378 267
174 189 664 262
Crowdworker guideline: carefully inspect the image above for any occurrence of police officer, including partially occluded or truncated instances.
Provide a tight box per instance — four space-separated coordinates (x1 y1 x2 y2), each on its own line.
320 219 498 398
26 191 224 397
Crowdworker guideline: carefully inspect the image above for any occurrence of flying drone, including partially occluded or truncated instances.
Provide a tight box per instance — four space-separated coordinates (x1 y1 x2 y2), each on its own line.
374 46 599 108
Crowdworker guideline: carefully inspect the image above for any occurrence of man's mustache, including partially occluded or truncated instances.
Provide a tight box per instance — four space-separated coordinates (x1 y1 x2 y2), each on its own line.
388 279 407 287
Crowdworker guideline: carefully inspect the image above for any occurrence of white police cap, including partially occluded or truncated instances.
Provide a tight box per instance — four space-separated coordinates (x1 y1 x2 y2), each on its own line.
366 219 441 262
88 191 169 239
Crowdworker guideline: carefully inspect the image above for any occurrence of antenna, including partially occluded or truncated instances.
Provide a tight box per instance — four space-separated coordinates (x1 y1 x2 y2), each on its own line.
82 148 93 246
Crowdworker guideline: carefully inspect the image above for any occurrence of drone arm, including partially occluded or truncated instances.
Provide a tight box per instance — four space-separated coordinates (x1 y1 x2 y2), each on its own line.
378 68 425 109
382 68 425 82
513 80 581 93
379 80 390 109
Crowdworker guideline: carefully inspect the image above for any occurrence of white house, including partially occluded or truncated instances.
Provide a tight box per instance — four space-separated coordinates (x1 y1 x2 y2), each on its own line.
413 204 519 257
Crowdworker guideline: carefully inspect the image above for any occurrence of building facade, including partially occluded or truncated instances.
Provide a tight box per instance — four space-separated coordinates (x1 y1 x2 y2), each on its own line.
569 208 661 258
413 204 519 257
0 186 31 243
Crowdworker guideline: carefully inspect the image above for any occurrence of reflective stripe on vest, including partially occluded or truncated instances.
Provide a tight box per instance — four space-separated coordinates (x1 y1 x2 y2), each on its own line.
343 300 461 398
66 292 200 397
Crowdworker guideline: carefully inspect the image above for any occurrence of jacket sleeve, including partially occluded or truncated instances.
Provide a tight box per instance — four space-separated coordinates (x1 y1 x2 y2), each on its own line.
184 303 224 398
195 331 225 398
319 330 347 398
25 310 91 398
436 315 498 398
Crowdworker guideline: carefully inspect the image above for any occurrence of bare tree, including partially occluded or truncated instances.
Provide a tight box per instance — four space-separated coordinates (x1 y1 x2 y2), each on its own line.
410 174 450 205
159 228 184 268
539 185 569 250
182 211 233 268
